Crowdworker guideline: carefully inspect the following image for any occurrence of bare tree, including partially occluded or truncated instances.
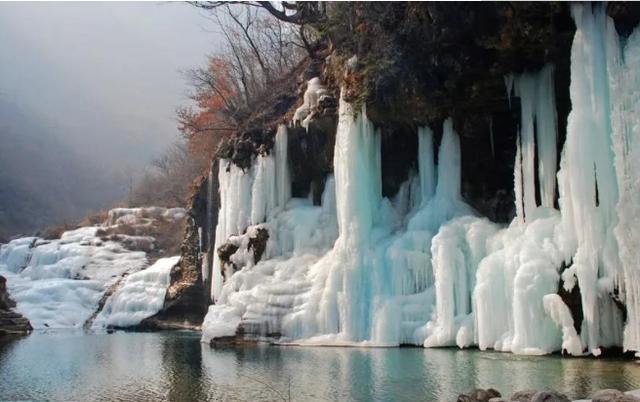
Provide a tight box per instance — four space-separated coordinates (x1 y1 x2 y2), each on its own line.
130 140 204 207
191 1 325 26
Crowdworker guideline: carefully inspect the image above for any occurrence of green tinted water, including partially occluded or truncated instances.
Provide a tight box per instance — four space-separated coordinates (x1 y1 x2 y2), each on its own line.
1 331 638 401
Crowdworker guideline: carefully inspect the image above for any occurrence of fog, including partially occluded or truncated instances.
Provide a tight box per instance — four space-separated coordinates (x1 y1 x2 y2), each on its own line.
0 2 220 238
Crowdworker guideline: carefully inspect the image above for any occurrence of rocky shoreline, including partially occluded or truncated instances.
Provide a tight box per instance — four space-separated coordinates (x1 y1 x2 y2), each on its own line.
457 388 640 402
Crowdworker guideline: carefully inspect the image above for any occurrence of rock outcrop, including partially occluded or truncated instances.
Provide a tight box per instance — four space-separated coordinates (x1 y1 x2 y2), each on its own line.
0 275 32 336
140 215 208 330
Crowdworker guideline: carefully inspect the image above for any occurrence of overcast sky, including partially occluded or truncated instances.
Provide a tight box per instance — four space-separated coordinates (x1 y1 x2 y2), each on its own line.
0 2 220 173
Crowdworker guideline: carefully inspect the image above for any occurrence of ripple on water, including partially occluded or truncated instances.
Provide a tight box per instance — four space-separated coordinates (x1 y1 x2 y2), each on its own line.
0 332 639 402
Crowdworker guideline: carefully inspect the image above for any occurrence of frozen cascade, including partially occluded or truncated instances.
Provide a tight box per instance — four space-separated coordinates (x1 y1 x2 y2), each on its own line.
0 228 148 328
0 207 185 329
202 93 459 345
92 256 180 328
417 120 500 348
210 124 292 301
290 92 385 343
475 209 564 354
202 6 640 355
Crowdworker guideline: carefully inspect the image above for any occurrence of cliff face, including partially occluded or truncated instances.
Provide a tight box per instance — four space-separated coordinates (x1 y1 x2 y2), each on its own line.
321 2 575 223
186 2 580 276
184 2 640 355
0 275 32 336
139 214 207 330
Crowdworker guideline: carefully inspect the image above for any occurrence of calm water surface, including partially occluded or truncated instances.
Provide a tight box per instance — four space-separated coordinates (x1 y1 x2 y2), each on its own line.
1 331 639 402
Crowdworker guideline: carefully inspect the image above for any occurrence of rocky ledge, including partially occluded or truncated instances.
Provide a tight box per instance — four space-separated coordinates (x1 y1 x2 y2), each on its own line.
0 275 32 336
457 388 640 402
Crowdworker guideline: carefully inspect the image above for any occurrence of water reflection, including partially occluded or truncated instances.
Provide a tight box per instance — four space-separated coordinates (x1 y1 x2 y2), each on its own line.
0 332 639 402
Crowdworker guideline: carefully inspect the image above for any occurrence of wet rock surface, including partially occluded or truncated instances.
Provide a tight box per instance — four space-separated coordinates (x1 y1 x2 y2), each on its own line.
0 275 32 336
142 215 207 330
591 389 640 402
457 388 502 402
459 388 640 402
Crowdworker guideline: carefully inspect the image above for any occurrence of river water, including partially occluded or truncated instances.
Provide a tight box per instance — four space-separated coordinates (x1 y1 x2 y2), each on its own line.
1 331 639 402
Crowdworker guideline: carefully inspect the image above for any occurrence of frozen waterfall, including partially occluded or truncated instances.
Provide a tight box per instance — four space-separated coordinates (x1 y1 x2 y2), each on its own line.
201 8 640 357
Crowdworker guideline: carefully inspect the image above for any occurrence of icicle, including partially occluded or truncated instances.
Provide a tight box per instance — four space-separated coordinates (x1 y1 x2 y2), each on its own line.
274 124 291 212
511 63 558 216
514 132 525 224
435 119 461 200
514 74 538 220
250 154 276 225
504 74 514 109
210 160 253 301
534 65 558 208
417 126 436 204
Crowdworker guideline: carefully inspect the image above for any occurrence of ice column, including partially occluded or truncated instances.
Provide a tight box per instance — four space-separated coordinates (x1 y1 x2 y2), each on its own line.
512 64 558 220
211 161 252 300
610 7 640 354
514 75 538 219
308 91 382 342
559 3 621 354
417 126 436 204
534 65 558 208
250 154 276 225
275 124 291 210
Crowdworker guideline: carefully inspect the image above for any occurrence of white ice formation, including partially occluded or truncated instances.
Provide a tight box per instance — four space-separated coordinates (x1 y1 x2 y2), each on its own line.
201 4 640 357
0 207 185 329
293 77 329 129
92 256 180 328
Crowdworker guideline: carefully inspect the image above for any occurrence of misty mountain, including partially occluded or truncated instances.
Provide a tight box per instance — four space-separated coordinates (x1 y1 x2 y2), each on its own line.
0 98 126 239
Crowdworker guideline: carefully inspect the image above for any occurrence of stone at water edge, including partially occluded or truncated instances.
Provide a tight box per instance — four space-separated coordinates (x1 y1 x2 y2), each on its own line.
591 389 640 402
511 390 538 402
457 388 502 402
0 275 33 336
592 389 626 402
530 390 570 402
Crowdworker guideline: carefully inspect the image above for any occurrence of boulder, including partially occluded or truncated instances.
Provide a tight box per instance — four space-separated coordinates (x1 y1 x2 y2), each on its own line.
531 390 570 402
0 275 33 336
592 389 626 402
248 227 269 264
592 389 640 402
511 390 538 402
457 388 502 402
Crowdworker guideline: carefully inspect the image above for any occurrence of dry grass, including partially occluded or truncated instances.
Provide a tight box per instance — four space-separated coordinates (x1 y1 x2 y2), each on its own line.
41 223 77 240
95 215 185 261
77 209 110 227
